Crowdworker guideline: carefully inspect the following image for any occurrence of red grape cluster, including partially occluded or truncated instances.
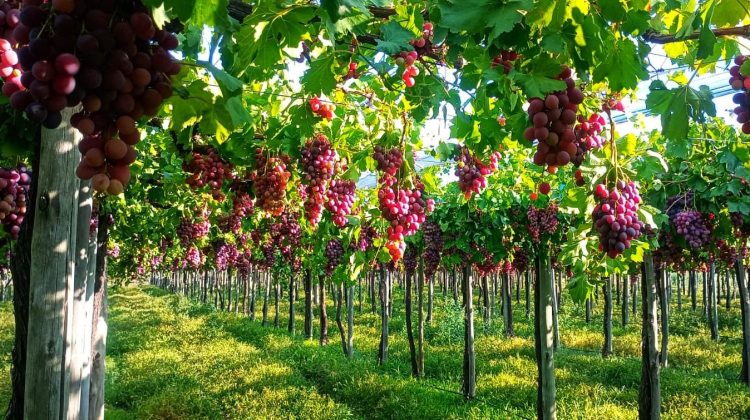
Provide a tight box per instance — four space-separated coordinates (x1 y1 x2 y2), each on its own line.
184 149 235 200
378 184 431 262
422 219 443 280
491 50 519 74
400 51 420 88
232 191 254 218
325 179 356 227
351 224 377 252
729 56 750 134
527 202 559 243
454 147 500 199
0 164 30 239
309 96 335 120
524 66 584 169
253 149 291 217
672 210 711 249
372 145 403 177
0 2 23 98
214 241 239 271
177 215 210 246
403 245 418 277
269 211 301 262
592 182 644 258
574 113 607 151
344 62 358 80
9 2 179 195
300 134 339 225
511 247 529 272
665 190 694 219
474 247 500 277
186 245 202 269
324 238 343 277
574 169 585 186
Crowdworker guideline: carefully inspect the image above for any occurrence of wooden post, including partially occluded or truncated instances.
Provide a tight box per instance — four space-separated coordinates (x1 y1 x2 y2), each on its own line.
89 210 110 420
417 263 425 377
25 108 81 418
639 253 661 420
735 260 750 384
377 266 389 365
603 276 613 358
535 251 556 419
462 264 475 400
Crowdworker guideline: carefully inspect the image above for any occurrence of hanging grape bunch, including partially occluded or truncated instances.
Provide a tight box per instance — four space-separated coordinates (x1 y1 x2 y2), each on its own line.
454 147 501 199
729 55 750 135
0 1 24 97
393 22 433 88
300 134 339 226
527 202 559 243
511 247 529 272
177 214 210 246
0 164 30 240
309 96 335 120
324 238 343 277
377 178 433 262
570 113 606 166
325 179 356 227
592 181 644 258
524 66 585 169
253 148 291 217
7 2 180 195
422 219 443 280
351 223 378 252
184 149 236 201
269 211 301 262
491 50 519 74
672 210 711 249
372 145 403 179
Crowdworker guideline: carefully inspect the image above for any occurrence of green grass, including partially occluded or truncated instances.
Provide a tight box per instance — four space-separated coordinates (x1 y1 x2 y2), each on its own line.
0 284 748 419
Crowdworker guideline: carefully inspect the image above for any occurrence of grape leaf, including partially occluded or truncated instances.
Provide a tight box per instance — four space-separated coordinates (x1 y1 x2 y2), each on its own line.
301 55 337 95
375 21 414 54
696 3 716 60
711 0 747 26
645 80 715 140
526 0 566 31
598 0 626 22
740 61 750 77
437 0 530 41
510 72 567 99
592 39 648 91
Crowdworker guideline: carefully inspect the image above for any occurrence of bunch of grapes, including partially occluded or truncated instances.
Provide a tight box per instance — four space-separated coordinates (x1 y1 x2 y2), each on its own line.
253 149 291 217
0 164 30 239
325 179 355 227
527 202 559 243
185 245 202 269
232 191 254 218
592 182 644 258
403 245 418 277
729 55 750 135
491 50 519 74
573 169 585 186
422 220 443 280
512 247 529 272
214 241 239 271
351 224 377 252
0 2 23 98
344 62 358 80
524 66 584 169
672 210 711 249
572 113 606 166
269 211 301 262
309 96 335 120
454 147 501 199
177 216 210 245
378 183 434 262
300 135 339 225
149 254 163 270
324 238 343 277
474 247 500 277
8 2 179 195
372 145 403 177
184 149 235 200
108 243 120 258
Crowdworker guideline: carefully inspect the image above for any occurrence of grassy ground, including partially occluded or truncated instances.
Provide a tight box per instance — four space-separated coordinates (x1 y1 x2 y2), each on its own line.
0 283 748 419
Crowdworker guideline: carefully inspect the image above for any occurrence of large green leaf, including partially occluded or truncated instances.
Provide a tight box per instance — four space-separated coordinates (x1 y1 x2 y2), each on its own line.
375 21 414 54
592 39 648 91
645 80 716 140
437 0 530 41
301 55 337 94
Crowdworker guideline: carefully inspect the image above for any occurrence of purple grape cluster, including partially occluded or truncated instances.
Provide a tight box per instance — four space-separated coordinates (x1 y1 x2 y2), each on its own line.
269 211 301 262
351 224 377 252
665 190 694 219
177 215 210 245
422 220 443 280
592 181 643 258
0 164 30 239
403 245 418 276
325 179 356 227
527 203 559 243
186 245 201 269
324 238 343 277
672 210 711 249
214 241 239 271
512 247 529 272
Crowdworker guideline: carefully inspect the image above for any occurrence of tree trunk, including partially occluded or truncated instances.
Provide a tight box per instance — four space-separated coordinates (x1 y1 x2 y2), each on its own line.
304 270 313 340
452 267 458 304
89 211 110 420
319 276 328 346
639 254 661 420
735 260 750 384
482 276 491 327
676 272 682 312
378 266 389 365
427 273 434 324
405 270 418 377
335 283 348 357
503 273 514 337
585 297 592 323
346 285 354 358
551 271 560 350
249 271 257 321
726 271 732 311
25 109 81 419
535 252 556 419
525 270 531 319
633 275 638 316
708 263 719 341
417 264 425 377
702 271 708 318
262 272 269 326
657 269 669 367
69 179 95 420
603 276 613 358
288 274 296 334
462 264 475 401
622 274 630 327
273 275 280 328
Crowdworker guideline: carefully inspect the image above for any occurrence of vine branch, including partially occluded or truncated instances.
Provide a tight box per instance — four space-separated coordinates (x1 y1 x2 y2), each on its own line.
642 24 750 44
